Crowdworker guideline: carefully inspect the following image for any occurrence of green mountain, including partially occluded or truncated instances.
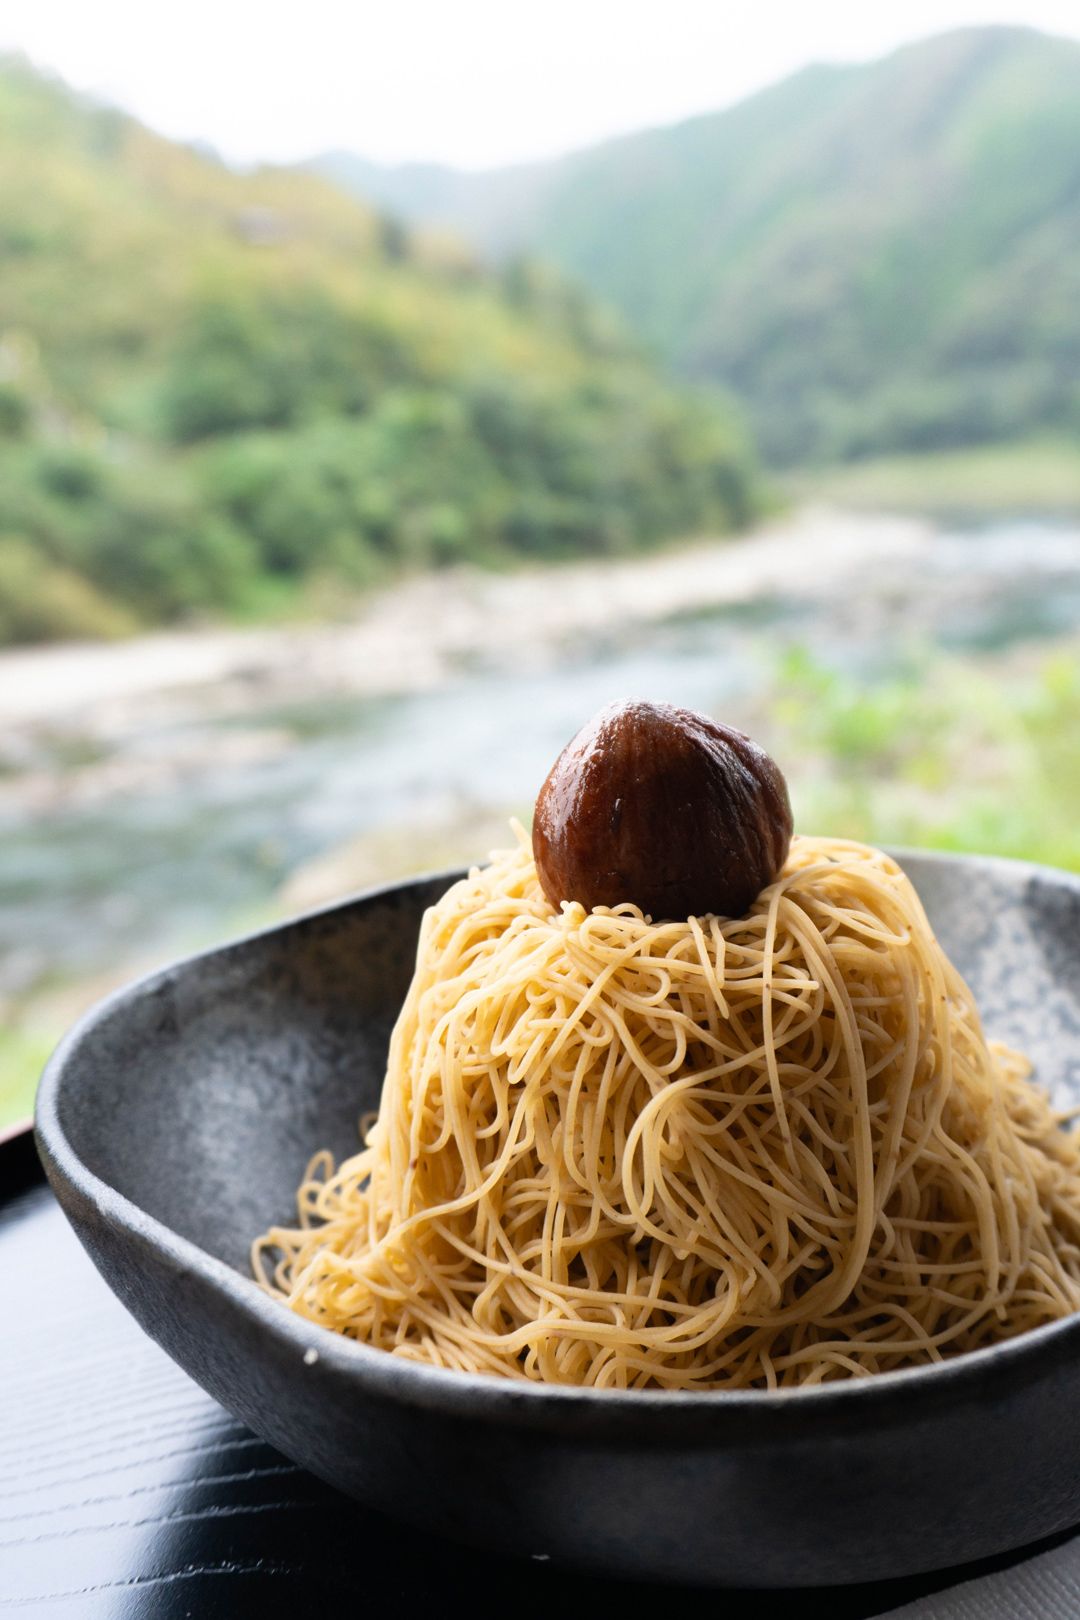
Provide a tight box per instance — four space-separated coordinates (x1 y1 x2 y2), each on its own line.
0 59 757 645
315 27 1080 464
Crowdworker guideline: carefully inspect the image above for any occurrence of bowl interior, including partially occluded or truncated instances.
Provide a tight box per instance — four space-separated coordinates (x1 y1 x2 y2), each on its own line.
47 853 1080 1281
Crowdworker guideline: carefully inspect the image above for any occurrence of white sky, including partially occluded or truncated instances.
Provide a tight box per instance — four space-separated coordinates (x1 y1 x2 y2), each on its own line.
2 0 1079 170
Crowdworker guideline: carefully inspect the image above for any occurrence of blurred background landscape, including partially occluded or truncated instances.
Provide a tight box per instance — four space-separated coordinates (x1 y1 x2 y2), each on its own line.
2 5 1079 1126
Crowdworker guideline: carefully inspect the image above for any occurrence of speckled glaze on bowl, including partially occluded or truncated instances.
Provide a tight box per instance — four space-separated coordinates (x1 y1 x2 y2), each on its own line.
34 852 1080 1588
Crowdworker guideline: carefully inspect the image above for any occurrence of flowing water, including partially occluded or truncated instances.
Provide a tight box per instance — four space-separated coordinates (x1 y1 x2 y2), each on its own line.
2 516 1079 1003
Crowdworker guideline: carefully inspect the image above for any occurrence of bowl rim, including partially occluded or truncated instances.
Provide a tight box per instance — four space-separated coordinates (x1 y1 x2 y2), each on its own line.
34 846 1080 1434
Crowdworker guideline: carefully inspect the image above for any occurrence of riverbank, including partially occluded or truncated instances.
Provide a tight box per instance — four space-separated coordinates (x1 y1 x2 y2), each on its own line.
0 506 931 818
0 506 927 736
796 441 1080 518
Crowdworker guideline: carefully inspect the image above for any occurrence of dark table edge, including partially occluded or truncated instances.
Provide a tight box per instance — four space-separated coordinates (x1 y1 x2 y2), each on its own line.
2 1119 43 1198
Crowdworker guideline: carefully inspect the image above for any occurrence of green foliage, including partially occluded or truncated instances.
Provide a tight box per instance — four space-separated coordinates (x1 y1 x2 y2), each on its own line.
0 1022 56 1131
0 534 133 642
0 442 261 621
0 57 761 643
198 425 386 579
193 374 754 583
159 290 416 441
771 646 1080 873
330 27 1080 466
0 381 30 437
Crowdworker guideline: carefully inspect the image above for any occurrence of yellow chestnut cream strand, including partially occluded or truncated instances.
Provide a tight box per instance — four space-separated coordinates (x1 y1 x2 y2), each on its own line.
254 832 1080 1389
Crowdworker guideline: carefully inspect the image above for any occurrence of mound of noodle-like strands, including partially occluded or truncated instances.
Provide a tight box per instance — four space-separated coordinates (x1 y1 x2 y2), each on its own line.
254 832 1080 1389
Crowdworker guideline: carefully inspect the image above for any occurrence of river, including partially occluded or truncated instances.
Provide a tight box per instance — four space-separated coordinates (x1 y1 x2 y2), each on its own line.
2 509 1079 1014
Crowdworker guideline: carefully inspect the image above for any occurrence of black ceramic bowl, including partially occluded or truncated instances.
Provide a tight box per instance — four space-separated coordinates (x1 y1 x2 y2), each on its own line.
35 852 1080 1589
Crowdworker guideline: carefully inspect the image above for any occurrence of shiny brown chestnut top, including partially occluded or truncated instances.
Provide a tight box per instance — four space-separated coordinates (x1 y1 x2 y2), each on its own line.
532 699 793 920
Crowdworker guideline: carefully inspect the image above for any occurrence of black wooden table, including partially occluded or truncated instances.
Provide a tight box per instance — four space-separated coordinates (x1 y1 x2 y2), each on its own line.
3 1125 1079 1617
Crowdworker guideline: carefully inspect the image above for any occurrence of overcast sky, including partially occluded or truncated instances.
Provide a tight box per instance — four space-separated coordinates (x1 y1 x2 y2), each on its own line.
2 0 1079 170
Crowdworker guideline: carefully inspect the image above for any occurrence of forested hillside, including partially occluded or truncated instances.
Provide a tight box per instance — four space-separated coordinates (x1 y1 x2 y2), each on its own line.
319 27 1080 464
0 60 758 644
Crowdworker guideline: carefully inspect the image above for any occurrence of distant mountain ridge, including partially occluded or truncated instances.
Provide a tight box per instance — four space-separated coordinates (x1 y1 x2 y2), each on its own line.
312 27 1080 463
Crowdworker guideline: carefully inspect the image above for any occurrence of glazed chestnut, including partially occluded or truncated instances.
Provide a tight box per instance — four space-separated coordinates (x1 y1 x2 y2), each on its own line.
532 699 792 920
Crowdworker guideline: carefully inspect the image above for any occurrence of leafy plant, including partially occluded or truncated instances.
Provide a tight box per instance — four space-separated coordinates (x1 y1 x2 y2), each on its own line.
771 647 1080 872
